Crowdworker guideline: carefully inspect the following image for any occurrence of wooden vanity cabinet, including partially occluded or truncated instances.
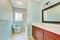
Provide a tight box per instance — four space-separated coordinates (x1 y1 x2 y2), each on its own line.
32 25 60 40
44 30 60 40
32 25 44 40
44 30 55 40
44 34 55 40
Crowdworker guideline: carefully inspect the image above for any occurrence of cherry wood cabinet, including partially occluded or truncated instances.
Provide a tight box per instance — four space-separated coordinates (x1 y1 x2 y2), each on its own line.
32 25 60 40
44 30 55 40
44 34 55 40
44 30 60 40
32 25 43 40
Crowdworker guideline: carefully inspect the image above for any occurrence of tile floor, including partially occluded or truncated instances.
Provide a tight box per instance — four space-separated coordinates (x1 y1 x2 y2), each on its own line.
9 30 26 40
28 37 35 40
8 30 34 40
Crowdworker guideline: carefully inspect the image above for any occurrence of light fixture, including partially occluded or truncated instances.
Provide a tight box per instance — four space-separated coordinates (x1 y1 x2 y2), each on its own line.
17 1 22 5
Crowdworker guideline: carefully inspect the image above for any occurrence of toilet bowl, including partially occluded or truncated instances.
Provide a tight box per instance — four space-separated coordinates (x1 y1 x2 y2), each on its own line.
13 27 21 33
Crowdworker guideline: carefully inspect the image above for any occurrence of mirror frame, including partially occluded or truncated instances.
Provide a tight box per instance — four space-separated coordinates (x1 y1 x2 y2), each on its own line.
42 2 60 23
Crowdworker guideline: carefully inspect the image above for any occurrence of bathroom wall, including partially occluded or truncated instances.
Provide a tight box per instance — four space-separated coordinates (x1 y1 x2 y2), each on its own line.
0 0 13 40
42 0 60 9
32 1 41 23
27 0 40 38
27 0 33 38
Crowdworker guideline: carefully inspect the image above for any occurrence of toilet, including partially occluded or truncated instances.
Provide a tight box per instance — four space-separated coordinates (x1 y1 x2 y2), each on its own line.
13 24 21 33
14 27 21 33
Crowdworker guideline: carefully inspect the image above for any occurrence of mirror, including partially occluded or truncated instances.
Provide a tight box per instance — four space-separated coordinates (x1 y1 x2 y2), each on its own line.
42 2 60 23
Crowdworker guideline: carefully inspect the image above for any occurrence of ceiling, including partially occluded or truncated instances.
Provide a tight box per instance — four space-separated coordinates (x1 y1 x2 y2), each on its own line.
10 0 27 9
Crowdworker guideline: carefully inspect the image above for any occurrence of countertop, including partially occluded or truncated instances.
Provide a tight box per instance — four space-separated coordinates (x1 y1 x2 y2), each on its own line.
32 23 60 35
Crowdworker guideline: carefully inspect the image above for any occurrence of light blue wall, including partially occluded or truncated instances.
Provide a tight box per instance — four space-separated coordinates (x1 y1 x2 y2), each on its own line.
27 0 40 37
32 1 41 23
27 0 33 37
0 0 13 40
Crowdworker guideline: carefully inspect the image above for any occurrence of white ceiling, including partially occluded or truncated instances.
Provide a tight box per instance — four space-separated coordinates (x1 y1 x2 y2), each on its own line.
10 0 27 9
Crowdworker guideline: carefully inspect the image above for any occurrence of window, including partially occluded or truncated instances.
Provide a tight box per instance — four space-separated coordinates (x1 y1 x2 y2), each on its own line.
15 12 23 21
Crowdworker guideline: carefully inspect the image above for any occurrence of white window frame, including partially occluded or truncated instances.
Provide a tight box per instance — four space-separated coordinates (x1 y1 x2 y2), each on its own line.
14 12 23 21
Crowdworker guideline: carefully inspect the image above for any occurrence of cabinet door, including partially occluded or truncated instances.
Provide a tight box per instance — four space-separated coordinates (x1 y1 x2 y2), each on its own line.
44 30 60 40
32 25 43 40
44 34 55 40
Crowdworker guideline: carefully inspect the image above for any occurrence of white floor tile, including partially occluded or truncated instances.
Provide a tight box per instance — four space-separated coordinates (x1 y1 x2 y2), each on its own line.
9 31 26 40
